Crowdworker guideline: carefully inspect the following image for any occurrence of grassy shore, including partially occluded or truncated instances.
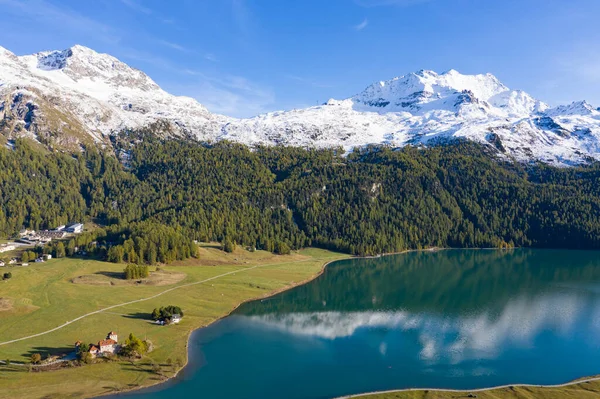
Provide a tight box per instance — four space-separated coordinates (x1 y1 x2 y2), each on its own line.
0 245 348 399
352 378 600 399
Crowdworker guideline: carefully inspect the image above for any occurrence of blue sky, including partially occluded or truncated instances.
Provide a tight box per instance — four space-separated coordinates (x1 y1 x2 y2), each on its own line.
1 0 599 118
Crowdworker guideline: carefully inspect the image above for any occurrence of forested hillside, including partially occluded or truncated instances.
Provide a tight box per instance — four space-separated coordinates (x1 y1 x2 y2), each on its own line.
2 130 600 260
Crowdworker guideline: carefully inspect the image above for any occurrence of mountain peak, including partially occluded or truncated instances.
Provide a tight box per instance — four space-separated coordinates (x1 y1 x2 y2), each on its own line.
17 45 160 92
2 44 600 166
546 100 598 117
351 69 509 111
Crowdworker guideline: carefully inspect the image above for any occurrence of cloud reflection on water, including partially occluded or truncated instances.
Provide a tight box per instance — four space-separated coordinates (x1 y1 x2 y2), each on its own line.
245 291 600 364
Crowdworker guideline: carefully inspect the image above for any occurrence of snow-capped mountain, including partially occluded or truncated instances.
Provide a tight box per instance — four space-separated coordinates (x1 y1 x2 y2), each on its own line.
0 45 227 149
1 45 600 165
223 69 600 165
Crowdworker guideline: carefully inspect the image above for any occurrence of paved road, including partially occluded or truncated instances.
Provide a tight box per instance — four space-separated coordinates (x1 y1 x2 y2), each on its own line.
0 259 319 347
334 376 600 398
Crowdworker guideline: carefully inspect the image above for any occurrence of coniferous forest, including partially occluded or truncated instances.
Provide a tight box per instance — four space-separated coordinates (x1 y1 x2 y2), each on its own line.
2 128 600 261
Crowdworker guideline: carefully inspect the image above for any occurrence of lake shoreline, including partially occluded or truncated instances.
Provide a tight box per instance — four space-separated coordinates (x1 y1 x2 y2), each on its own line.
98 251 353 398
101 246 599 399
332 375 600 399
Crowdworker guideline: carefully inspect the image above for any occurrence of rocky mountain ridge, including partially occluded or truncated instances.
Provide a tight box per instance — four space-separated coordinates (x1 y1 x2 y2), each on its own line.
1 45 599 165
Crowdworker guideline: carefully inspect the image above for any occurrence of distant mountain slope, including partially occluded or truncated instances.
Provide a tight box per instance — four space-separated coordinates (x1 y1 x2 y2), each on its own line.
0 45 228 149
1 45 600 165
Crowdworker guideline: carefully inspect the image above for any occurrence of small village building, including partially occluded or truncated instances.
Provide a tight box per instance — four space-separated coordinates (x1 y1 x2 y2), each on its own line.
43 254 53 261
98 339 118 354
66 223 84 234
89 345 99 358
9 258 17 265
21 263 29 266
0 261 5 267
38 230 66 240
0 244 16 253
171 314 182 324
55 225 66 231
18 229 34 237
82 331 120 358
35 257 44 263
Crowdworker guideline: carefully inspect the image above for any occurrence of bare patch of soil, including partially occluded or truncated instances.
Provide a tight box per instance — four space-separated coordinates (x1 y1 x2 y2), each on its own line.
71 271 186 287
0 298 13 311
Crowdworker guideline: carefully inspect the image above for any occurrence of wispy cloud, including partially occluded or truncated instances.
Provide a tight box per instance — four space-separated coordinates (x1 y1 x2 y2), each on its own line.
171 73 276 118
559 50 600 83
232 0 252 36
355 0 432 7
120 0 152 14
286 75 334 88
204 53 218 62
158 40 193 53
157 40 218 63
0 0 121 44
354 19 369 31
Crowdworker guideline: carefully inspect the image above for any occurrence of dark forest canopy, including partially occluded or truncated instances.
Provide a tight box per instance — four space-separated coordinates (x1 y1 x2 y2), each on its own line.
1 131 600 260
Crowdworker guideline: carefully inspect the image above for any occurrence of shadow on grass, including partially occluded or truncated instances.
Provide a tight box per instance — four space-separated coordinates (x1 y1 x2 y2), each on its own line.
0 366 26 373
121 366 156 375
123 312 150 320
22 346 75 358
95 271 125 279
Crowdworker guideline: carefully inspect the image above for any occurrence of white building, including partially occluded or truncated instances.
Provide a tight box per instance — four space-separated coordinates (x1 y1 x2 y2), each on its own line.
98 339 118 354
66 223 84 234
97 331 119 356
0 244 16 253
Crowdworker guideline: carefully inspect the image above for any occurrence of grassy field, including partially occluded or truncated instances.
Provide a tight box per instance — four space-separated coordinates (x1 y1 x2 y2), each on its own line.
355 378 600 399
1 246 599 399
0 245 348 399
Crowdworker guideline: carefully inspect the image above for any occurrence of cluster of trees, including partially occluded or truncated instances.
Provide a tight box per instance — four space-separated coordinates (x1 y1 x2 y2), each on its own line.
20 250 37 263
2 272 11 280
106 222 198 265
119 333 149 358
123 264 150 280
3 133 600 258
76 343 94 363
151 305 183 322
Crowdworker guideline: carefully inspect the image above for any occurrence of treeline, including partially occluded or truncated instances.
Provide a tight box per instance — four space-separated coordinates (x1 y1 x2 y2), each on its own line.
2 132 600 257
106 222 199 265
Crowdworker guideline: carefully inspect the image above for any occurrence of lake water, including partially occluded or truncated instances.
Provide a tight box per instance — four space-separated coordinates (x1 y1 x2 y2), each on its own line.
112 249 600 399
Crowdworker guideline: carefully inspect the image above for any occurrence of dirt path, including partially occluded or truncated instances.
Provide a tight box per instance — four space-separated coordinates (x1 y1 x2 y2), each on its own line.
333 376 600 398
0 259 317 347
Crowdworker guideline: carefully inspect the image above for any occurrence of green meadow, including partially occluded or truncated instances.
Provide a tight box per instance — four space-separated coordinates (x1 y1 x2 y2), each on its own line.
0 246 348 399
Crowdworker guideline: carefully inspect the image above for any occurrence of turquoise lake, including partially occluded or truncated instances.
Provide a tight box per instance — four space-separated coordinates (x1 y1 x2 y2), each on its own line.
110 249 600 399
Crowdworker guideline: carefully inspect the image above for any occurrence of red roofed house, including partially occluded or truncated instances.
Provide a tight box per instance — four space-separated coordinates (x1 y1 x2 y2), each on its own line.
89 345 99 358
98 331 120 355
98 339 118 354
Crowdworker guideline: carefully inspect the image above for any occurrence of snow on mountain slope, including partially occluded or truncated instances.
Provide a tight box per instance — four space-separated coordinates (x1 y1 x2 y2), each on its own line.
2 44 600 165
0 45 228 148
224 69 599 165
